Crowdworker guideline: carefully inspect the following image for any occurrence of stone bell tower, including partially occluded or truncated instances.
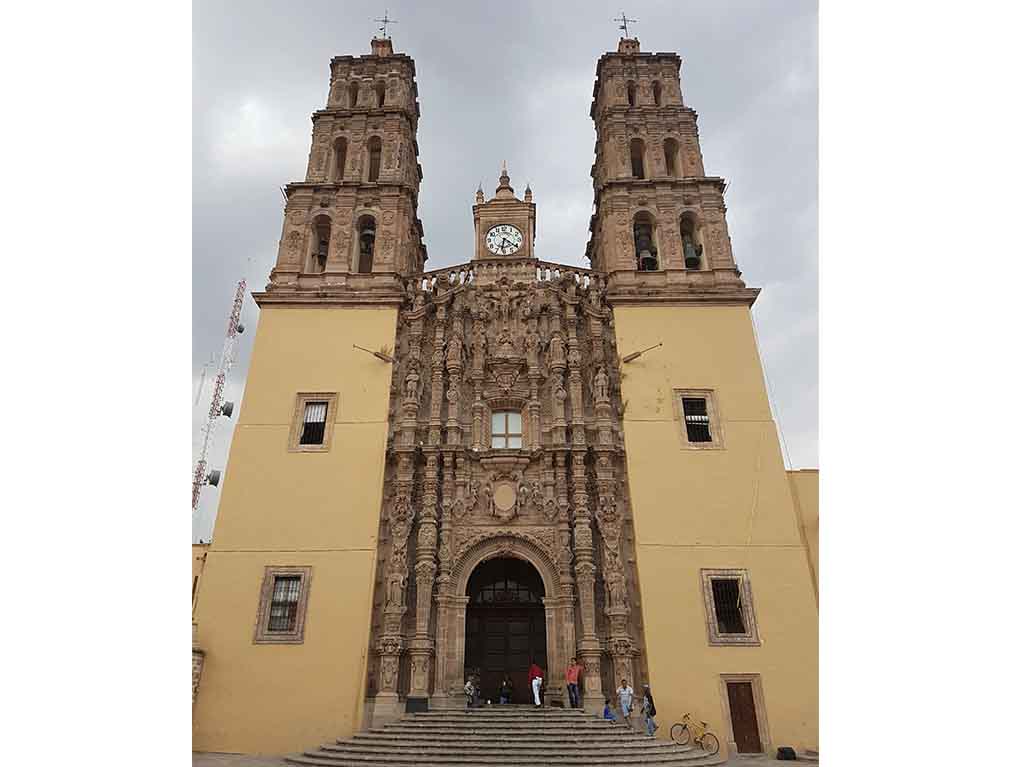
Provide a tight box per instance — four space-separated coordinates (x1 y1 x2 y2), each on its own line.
586 37 756 305
259 35 427 303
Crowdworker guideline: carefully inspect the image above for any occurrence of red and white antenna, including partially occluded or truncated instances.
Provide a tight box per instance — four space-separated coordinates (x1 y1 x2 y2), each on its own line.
192 279 247 514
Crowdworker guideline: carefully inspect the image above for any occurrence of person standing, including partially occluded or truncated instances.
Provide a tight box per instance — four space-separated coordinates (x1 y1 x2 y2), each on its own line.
464 675 476 709
528 660 544 707
565 657 583 708
499 674 514 705
640 682 658 736
616 678 634 728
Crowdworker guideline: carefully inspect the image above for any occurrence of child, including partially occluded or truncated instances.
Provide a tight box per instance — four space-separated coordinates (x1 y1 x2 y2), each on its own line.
602 698 616 722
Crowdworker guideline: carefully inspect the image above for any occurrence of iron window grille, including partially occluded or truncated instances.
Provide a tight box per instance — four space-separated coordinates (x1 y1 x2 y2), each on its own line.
267 575 302 632
299 401 328 445
491 411 523 449
682 397 713 442
711 578 747 634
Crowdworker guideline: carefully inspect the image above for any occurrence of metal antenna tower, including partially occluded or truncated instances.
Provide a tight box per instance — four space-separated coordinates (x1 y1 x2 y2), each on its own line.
192 279 247 514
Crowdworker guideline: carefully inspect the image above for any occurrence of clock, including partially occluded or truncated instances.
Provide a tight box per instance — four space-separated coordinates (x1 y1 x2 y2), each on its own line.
485 224 524 256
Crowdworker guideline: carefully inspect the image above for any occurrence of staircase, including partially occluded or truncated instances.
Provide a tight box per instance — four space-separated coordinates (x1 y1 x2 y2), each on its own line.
284 706 724 766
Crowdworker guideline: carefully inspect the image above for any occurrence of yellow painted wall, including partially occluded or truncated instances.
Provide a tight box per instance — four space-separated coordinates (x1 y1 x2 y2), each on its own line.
615 303 818 754
192 543 208 614
192 305 397 755
788 469 819 596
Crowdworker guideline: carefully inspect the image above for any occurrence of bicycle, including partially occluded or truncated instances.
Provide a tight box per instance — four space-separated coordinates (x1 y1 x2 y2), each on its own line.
670 712 720 756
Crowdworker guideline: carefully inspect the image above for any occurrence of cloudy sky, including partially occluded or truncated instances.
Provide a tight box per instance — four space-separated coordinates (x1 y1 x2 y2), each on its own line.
192 0 818 541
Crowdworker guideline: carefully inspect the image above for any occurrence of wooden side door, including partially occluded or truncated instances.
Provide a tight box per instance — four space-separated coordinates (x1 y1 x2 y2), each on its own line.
727 681 763 753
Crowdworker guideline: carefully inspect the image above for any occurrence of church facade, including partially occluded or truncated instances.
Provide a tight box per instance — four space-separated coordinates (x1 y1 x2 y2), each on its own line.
191 35 819 758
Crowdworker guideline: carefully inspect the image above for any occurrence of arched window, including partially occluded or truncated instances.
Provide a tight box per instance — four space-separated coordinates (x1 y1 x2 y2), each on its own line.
680 214 704 270
626 81 637 107
633 213 659 272
663 138 680 178
357 215 376 273
491 410 522 449
331 137 347 182
374 81 386 108
652 80 662 106
629 138 646 179
366 136 382 182
348 81 359 109
310 215 331 274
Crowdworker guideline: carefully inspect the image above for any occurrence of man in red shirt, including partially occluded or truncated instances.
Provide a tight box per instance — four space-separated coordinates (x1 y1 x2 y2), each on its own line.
528 659 544 707
565 657 583 708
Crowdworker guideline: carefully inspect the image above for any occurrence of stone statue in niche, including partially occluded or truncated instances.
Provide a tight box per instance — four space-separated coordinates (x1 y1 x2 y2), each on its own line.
497 325 515 357
403 364 421 401
385 570 407 608
606 568 628 611
549 333 566 367
525 326 541 368
593 367 610 402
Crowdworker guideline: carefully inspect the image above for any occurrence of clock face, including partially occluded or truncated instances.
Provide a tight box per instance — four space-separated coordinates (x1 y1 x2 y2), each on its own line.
485 224 524 256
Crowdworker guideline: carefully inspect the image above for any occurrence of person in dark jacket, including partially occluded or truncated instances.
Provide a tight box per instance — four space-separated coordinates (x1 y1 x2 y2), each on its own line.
499 674 514 704
640 682 658 736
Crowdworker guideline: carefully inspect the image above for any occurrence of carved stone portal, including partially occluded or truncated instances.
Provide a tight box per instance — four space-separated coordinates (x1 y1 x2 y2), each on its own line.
366 261 648 723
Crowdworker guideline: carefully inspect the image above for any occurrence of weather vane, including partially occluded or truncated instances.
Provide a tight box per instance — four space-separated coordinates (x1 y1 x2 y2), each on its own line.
375 9 397 39
615 11 637 38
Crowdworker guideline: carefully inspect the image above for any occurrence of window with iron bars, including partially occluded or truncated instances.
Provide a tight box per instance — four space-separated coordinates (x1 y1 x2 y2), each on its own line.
682 397 713 443
267 575 302 632
299 401 328 445
711 578 747 634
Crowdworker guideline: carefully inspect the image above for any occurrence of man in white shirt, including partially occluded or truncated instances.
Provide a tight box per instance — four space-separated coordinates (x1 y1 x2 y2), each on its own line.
616 678 634 728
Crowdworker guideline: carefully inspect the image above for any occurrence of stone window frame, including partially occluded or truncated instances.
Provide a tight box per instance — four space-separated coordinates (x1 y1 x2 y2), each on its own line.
253 566 313 645
483 398 528 452
700 568 761 646
718 673 772 755
288 392 338 452
673 388 725 450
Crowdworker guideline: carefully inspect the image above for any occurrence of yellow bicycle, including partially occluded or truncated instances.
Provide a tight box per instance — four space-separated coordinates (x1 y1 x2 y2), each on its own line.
670 712 720 756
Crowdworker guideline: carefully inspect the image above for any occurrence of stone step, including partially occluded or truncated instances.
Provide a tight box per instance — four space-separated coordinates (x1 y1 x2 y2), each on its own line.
353 730 660 744
285 752 721 767
381 718 622 728
325 740 697 756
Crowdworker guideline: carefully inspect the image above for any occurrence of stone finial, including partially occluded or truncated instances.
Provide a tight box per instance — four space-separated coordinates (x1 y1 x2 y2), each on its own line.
371 37 394 57
475 183 485 204
617 38 640 55
495 162 514 199
524 183 532 203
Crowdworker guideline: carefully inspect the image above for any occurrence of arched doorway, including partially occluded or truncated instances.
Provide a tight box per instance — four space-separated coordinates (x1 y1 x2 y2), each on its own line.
464 557 547 704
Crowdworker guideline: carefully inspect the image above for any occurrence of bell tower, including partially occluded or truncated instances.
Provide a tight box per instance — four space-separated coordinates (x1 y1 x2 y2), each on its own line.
586 37 756 304
256 35 427 304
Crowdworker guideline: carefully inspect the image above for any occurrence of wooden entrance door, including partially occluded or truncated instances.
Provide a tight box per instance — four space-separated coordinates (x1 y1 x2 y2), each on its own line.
727 681 762 753
465 607 546 703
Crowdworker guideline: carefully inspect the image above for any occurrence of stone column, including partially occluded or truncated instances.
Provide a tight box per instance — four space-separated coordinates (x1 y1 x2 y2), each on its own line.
571 449 603 712
408 452 439 704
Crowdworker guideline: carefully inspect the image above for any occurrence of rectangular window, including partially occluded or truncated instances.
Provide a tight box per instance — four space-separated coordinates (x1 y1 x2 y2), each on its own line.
299 401 328 445
289 393 338 452
254 566 313 644
491 411 523 449
711 578 747 634
682 397 712 442
267 575 302 632
701 569 760 646
675 389 724 449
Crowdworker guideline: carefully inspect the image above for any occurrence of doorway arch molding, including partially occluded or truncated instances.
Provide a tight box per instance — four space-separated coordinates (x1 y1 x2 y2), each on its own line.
451 531 561 599
434 530 573 708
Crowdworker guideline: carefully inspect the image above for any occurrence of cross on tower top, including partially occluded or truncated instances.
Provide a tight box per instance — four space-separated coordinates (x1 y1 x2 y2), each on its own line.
374 9 397 39
614 11 637 39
